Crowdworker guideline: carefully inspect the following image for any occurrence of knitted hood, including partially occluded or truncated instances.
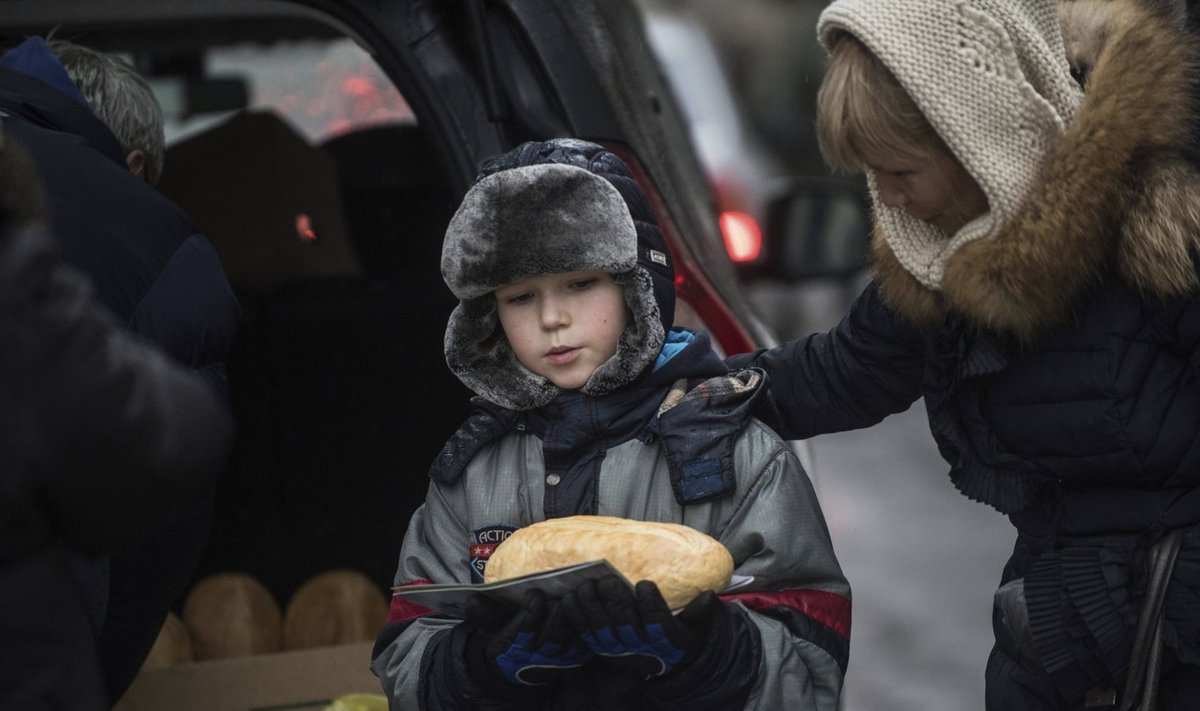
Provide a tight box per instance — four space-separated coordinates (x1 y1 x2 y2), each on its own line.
821 0 1200 342
442 139 674 410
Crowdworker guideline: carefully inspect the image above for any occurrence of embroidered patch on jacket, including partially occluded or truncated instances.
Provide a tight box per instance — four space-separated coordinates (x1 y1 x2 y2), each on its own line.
470 524 518 583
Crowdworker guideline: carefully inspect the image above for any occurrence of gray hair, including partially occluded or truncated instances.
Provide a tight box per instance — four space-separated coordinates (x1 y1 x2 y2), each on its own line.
50 40 165 185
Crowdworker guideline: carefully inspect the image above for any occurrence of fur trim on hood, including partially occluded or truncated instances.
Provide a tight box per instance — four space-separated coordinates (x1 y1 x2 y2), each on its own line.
870 0 1200 342
442 159 668 411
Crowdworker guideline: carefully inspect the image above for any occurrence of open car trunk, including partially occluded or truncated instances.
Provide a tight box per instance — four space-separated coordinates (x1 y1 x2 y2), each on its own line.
0 0 772 607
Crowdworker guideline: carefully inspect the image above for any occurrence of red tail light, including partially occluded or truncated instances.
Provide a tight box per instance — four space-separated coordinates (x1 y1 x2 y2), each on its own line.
719 211 761 262
295 213 317 242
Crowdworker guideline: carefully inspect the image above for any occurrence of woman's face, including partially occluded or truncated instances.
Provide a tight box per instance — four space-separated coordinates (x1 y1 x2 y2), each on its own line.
863 147 989 235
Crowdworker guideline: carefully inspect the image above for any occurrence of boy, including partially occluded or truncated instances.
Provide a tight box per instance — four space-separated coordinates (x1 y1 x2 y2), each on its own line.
371 138 849 709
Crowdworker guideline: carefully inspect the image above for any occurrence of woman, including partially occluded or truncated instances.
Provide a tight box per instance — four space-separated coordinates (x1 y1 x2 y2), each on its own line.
731 0 1200 707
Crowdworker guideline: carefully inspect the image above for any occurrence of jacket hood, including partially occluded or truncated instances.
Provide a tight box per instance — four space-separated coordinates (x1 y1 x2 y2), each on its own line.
833 0 1200 341
0 59 126 169
0 38 88 110
442 140 673 410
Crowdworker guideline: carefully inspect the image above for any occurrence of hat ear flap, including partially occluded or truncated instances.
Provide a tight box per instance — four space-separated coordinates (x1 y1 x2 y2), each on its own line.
582 267 665 397
444 298 558 411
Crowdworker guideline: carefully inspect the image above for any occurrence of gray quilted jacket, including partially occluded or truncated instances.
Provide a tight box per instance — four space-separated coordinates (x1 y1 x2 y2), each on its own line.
373 333 850 710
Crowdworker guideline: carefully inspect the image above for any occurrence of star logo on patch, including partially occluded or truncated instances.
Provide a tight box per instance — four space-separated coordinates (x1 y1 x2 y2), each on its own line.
469 524 518 583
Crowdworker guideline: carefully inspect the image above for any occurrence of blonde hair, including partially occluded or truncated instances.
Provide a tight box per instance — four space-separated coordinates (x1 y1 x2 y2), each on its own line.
816 32 945 173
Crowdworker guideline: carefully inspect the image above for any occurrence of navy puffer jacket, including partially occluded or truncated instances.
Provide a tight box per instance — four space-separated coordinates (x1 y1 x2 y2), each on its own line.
748 278 1200 517
736 274 1200 700
0 40 240 702
0 58 239 393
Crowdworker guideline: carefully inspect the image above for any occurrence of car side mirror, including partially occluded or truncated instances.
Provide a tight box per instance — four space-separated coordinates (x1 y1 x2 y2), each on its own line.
745 176 871 282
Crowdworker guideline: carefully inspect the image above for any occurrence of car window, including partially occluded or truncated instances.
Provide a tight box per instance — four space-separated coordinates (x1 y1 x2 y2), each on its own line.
114 23 472 602
153 37 415 145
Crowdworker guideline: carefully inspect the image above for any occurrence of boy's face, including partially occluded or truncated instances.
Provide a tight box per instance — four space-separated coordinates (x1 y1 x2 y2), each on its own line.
495 270 628 391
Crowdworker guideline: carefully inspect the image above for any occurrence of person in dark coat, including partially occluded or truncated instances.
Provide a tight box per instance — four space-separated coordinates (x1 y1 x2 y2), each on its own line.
728 0 1200 708
0 128 233 711
0 37 240 702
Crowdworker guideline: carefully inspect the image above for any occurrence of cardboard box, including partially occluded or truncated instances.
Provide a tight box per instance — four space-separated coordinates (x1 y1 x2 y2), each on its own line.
113 642 381 711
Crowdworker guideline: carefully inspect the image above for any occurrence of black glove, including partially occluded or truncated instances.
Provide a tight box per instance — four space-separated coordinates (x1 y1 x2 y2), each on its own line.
561 575 719 681
463 589 593 689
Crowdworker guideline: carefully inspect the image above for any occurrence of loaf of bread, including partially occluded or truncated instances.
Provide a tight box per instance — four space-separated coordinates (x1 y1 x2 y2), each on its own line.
283 569 389 651
483 515 734 609
182 572 282 660
140 612 193 670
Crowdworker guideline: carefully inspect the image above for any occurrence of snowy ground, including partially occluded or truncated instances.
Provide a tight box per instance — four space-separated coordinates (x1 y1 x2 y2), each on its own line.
816 403 1014 710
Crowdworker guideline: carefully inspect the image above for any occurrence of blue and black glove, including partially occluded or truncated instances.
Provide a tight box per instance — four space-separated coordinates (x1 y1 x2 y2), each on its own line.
463 588 593 691
560 574 718 681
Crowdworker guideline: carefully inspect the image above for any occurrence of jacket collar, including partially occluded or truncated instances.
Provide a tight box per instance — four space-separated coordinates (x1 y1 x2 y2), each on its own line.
0 38 89 108
0 66 128 169
523 329 726 440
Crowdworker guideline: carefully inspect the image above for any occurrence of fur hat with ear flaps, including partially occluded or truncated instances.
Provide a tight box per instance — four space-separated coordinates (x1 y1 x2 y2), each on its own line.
441 139 675 411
